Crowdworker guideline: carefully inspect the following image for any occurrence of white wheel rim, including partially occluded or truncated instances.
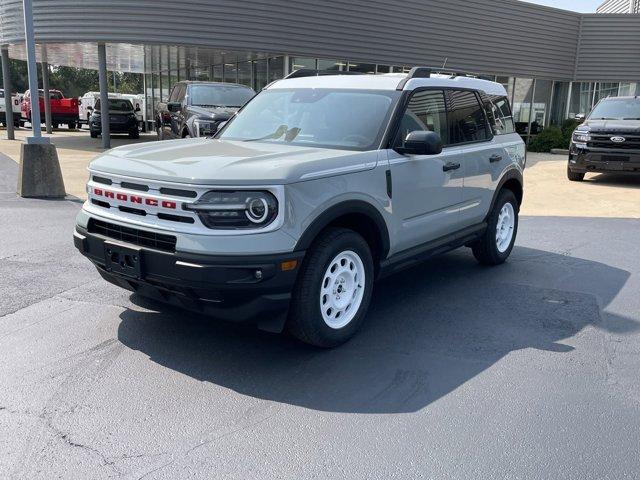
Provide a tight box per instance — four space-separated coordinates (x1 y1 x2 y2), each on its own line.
320 250 366 329
496 202 515 253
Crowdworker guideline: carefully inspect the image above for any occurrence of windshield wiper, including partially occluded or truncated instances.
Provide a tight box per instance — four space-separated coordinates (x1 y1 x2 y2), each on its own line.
591 117 617 120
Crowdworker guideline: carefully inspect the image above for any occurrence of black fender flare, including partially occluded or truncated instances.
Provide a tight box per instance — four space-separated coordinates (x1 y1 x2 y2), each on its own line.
487 168 524 217
294 200 391 260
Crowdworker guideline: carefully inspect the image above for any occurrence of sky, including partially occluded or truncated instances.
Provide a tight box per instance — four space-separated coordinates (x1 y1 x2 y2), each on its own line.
519 0 602 12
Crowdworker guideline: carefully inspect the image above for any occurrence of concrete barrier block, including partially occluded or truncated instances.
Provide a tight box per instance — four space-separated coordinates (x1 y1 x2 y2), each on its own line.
17 143 66 198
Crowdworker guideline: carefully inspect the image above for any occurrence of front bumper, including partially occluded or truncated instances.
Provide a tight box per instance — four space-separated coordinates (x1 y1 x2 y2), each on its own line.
74 226 305 324
569 146 640 174
90 118 138 134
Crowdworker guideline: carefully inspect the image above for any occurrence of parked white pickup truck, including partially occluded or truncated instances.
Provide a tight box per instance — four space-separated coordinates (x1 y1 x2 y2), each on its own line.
0 89 20 127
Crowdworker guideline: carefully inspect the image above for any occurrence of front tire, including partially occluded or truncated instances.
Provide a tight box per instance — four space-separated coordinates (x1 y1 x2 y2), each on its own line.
567 166 585 182
90 131 98 138
129 129 140 139
472 189 518 265
288 228 374 348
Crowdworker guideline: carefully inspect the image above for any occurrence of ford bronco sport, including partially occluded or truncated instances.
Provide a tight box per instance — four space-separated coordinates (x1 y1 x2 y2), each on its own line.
74 68 525 347
569 96 640 180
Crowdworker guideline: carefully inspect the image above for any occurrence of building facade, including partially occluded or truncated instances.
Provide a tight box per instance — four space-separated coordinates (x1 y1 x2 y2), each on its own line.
1 0 640 141
597 0 640 14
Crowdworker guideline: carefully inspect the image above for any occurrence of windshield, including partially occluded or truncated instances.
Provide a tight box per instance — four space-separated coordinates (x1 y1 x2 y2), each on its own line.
189 85 254 108
589 98 640 120
218 88 399 151
36 90 63 100
95 99 134 112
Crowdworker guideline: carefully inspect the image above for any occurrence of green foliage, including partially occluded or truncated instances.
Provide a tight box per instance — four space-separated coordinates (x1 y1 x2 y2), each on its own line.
527 126 564 152
561 118 581 147
0 58 142 97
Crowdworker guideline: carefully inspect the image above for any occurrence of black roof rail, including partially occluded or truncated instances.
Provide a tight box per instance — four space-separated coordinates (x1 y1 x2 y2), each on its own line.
284 69 366 79
396 67 432 90
396 66 491 90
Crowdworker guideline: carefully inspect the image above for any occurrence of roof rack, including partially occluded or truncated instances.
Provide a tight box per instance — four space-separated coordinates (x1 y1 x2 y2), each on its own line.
284 69 366 79
395 66 489 90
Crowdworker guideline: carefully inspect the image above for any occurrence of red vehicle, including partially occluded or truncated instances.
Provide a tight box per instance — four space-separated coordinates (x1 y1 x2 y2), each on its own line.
21 89 79 129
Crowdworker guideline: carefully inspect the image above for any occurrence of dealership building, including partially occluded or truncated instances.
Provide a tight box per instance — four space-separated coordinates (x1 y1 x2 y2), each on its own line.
1 0 639 142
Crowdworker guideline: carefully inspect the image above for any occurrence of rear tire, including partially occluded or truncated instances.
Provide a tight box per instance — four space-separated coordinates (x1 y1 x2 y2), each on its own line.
129 130 140 139
90 131 98 138
567 166 585 182
472 189 518 266
287 227 374 348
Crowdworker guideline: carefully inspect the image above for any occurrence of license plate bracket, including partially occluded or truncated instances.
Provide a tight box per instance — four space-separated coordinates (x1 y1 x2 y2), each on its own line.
104 242 142 279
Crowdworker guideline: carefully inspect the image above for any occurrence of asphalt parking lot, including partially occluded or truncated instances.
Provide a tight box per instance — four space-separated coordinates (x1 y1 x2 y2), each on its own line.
1 150 639 479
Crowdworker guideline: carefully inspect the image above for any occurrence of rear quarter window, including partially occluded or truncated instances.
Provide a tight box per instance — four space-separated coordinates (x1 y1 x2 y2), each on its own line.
483 94 515 135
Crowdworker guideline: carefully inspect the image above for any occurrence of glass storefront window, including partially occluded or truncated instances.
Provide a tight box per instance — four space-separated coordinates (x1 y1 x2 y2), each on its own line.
317 59 346 71
238 61 252 87
550 81 570 126
569 82 595 117
512 78 534 138
212 65 223 83
348 62 376 74
594 82 619 104
619 82 638 96
531 79 553 132
290 57 316 72
392 66 411 73
253 59 268 92
376 65 391 74
268 57 284 82
224 63 238 83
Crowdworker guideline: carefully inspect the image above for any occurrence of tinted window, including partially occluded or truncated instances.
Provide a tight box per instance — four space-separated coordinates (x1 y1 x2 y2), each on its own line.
395 89 448 147
95 99 134 112
189 84 254 108
448 90 489 144
484 95 515 135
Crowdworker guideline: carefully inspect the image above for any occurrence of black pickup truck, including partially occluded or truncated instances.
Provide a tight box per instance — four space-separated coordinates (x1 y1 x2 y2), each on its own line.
568 96 640 181
155 81 255 140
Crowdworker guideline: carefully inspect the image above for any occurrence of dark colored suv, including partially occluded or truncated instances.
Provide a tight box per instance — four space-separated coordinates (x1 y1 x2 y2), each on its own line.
89 98 140 139
568 96 640 181
155 81 255 140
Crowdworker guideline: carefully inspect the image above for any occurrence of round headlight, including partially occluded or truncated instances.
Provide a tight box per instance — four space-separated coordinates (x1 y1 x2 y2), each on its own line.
246 197 269 223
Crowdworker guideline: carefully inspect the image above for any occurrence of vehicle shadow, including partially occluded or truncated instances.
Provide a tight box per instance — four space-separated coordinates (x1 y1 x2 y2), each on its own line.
588 173 640 189
117 246 638 414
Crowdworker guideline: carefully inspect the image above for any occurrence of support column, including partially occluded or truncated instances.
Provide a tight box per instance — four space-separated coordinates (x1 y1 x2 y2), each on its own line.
97 43 110 149
41 45 52 134
17 0 65 198
1 47 15 140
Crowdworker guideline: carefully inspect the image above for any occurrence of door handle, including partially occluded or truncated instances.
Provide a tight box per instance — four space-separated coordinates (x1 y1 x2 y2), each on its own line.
489 154 503 163
442 162 461 172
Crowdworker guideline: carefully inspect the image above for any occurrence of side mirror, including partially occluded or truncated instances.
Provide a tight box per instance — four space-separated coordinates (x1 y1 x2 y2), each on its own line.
396 131 443 156
216 121 228 132
575 114 585 121
87 106 93 111
135 106 141 112
167 102 181 113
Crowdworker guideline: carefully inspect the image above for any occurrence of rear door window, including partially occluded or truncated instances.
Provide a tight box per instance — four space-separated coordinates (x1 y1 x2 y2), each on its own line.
447 90 490 144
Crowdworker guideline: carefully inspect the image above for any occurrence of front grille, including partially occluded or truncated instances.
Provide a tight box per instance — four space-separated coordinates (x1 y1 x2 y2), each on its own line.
588 134 640 151
88 219 176 252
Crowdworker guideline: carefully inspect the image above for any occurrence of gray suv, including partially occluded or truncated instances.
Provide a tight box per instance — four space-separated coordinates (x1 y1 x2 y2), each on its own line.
74 68 525 347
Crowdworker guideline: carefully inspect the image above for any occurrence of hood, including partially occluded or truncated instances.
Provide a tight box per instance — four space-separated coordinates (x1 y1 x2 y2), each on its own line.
88 139 378 185
582 119 640 133
187 105 238 120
